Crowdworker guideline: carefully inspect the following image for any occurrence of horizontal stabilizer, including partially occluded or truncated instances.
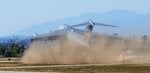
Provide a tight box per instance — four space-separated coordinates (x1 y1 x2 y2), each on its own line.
71 22 88 27
94 22 118 27
71 20 118 28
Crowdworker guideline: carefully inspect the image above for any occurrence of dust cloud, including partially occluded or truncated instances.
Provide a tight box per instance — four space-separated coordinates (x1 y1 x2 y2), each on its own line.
21 32 150 64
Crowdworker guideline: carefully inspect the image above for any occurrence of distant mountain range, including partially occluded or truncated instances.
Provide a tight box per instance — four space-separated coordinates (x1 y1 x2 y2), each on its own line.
15 10 150 36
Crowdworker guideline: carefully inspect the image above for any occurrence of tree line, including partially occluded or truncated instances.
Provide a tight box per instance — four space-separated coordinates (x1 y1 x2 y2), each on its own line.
0 43 26 57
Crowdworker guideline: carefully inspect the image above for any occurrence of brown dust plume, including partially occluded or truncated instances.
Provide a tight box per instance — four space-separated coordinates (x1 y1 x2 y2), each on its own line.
21 33 150 64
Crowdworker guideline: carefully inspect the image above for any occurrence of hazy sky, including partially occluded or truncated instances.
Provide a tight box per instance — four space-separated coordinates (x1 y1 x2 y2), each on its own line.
0 0 150 36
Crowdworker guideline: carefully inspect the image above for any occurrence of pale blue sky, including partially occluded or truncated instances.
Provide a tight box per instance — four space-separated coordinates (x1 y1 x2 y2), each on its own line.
0 0 150 36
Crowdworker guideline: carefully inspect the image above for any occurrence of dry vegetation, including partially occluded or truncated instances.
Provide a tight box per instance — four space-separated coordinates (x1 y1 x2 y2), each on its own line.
0 60 150 73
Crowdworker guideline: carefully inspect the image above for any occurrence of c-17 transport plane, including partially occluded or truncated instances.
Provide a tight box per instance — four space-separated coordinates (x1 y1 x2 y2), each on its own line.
31 20 118 46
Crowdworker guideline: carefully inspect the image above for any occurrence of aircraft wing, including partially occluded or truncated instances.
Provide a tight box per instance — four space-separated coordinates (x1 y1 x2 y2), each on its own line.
31 29 67 41
31 27 86 41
